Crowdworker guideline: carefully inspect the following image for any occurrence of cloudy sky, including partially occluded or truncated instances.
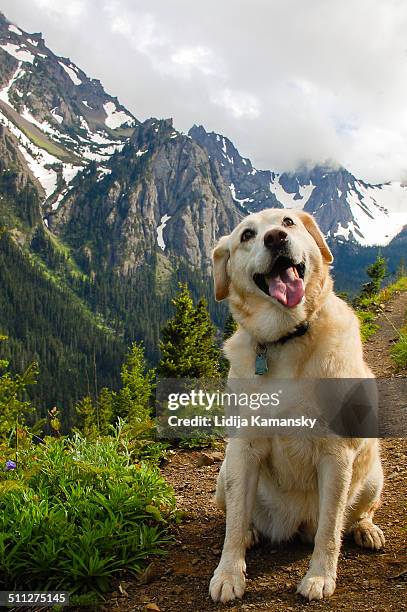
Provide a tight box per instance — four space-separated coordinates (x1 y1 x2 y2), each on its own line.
2 0 407 183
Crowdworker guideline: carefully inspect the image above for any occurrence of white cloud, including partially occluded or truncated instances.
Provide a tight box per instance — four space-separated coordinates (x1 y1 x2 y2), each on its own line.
171 46 217 77
211 88 260 119
32 0 84 19
2 0 407 182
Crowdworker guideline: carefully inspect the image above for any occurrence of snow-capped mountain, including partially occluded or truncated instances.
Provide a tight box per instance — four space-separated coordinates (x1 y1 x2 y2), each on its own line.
0 7 406 272
0 13 137 214
189 125 407 248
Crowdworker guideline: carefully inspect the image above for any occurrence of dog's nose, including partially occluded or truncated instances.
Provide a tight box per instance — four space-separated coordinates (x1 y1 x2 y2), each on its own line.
264 229 288 249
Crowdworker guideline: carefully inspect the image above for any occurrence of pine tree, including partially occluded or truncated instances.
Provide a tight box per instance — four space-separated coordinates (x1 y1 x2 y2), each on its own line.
396 257 406 279
360 254 386 298
222 313 238 342
97 387 115 435
115 343 154 424
192 298 222 378
0 336 37 440
75 396 98 439
157 284 221 378
157 283 197 378
220 313 238 377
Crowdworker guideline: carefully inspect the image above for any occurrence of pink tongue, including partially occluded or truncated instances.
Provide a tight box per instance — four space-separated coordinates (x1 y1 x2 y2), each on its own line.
268 267 304 308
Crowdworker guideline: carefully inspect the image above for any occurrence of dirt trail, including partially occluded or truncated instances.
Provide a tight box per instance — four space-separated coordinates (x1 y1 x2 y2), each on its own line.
108 292 407 612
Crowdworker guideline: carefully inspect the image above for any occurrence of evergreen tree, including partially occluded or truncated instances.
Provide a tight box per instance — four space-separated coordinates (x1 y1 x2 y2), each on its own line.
191 298 222 378
157 283 198 378
219 313 238 377
75 396 98 439
115 343 154 424
0 336 37 440
97 387 115 435
360 254 386 299
396 257 406 279
157 284 221 378
222 313 238 342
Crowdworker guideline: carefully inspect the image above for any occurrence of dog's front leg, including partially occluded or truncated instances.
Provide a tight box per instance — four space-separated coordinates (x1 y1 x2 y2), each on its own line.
209 439 262 603
297 449 354 601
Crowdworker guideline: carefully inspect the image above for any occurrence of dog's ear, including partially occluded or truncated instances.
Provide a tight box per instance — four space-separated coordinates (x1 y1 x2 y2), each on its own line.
297 212 333 264
212 235 231 301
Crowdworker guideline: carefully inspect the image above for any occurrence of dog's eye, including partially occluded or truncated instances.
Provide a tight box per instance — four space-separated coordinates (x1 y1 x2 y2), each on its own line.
241 228 256 242
282 217 295 227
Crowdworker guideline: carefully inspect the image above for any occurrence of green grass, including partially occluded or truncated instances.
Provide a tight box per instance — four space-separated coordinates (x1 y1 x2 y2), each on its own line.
357 276 407 341
357 276 407 311
22 125 70 159
391 331 407 368
0 428 176 602
357 310 380 342
390 313 407 369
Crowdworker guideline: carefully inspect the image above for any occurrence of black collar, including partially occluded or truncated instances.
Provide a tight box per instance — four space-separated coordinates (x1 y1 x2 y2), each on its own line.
273 320 309 346
255 321 309 375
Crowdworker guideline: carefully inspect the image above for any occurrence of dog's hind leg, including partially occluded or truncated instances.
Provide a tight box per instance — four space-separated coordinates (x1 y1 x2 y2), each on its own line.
347 462 385 550
244 524 261 549
215 460 226 510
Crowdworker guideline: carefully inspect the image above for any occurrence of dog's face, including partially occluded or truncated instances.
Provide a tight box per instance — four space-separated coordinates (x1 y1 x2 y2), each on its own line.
213 210 333 324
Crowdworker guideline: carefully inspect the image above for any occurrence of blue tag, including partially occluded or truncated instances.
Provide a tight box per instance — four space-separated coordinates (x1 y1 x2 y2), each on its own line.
255 353 268 375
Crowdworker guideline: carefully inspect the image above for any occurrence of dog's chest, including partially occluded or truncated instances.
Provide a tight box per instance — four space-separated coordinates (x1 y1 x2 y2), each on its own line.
262 437 319 492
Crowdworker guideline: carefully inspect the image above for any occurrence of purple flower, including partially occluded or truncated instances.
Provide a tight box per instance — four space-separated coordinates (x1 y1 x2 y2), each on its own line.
5 460 16 471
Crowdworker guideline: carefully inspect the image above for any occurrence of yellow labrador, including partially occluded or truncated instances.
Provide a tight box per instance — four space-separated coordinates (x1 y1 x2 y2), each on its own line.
210 209 384 603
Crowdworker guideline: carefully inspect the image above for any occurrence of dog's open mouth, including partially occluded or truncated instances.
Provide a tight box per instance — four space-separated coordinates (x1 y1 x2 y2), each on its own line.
253 257 305 308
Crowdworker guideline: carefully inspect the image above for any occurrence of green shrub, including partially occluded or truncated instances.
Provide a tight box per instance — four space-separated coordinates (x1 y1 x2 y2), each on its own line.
0 335 37 440
0 428 176 600
391 330 407 369
357 310 379 342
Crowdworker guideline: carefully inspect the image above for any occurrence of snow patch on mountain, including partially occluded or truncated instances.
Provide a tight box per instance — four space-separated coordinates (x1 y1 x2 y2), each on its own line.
62 164 82 184
157 214 171 250
334 182 407 246
269 177 315 209
1 42 35 64
22 107 62 138
0 61 25 107
0 108 58 196
8 25 22 36
229 183 253 207
58 61 82 85
0 108 84 201
103 101 134 129
51 107 63 124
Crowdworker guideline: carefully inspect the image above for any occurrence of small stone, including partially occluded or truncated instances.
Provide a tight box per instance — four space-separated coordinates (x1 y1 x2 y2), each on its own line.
197 452 215 466
211 451 224 462
191 557 200 565
145 604 160 612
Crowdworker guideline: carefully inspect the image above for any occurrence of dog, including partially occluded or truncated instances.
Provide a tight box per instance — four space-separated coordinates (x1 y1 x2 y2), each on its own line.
209 209 384 603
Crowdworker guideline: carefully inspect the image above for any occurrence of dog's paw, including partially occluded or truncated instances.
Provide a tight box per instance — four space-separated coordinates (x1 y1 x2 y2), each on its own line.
209 562 246 603
296 572 336 601
353 519 385 550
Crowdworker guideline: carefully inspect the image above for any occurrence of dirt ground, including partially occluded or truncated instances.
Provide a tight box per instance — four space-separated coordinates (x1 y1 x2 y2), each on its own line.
107 292 407 612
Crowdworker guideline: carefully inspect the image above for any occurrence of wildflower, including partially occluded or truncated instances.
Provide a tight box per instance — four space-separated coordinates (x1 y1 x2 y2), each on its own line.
5 460 16 471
